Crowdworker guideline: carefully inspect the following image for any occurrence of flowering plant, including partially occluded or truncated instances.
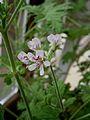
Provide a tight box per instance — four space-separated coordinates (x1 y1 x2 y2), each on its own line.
0 0 90 120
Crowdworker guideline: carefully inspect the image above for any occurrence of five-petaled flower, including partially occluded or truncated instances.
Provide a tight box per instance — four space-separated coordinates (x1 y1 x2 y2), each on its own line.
18 50 50 76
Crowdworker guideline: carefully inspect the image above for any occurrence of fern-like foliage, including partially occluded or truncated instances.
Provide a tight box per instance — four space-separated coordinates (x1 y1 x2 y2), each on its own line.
21 1 72 34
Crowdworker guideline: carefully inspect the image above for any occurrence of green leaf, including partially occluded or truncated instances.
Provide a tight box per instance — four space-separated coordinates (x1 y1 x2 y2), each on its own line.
57 80 65 97
64 97 76 108
30 101 59 120
81 85 90 102
4 73 13 85
17 100 25 110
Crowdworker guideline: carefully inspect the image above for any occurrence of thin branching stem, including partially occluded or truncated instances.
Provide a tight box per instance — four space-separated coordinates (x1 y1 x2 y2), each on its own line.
50 65 64 112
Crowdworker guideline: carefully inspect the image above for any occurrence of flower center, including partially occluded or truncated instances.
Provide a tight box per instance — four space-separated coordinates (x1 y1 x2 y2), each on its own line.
23 56 29 60
33 56 43 67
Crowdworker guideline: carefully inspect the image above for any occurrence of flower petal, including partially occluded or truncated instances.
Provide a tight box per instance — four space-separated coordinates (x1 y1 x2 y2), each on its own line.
44 61 50 67
17 51 29 64
60 33 67 38
40 64 44 76
32 38 41 48
47 34 56 43
27 41 34 50
27 38 41 50
27 52 36 62
59 38 66 49
36 50 44 58
27 63 37 71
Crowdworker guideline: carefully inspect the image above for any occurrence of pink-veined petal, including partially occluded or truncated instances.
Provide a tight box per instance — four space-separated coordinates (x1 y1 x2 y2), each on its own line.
36 50 44 58
27 52 36 62
44 61 50 67
27 63 37 71
17 51 29 64
40 64 44 76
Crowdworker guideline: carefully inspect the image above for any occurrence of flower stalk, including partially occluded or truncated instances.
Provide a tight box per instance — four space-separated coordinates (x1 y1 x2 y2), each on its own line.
50 65 64 112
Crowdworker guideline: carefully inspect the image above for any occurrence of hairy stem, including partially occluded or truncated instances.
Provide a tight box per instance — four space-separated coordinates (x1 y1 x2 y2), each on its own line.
50 65 64 112
2 31 32 120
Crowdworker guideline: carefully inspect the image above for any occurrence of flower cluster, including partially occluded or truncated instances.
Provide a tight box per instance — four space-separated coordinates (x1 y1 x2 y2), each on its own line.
17 33 67 75
47 33 67 48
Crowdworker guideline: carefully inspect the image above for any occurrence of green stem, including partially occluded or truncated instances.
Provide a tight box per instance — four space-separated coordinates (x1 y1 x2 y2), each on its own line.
74 113 90 120
5 107 18 119
50 65 64 112
69 100 90 120
6 0 23 30
2 31 32 120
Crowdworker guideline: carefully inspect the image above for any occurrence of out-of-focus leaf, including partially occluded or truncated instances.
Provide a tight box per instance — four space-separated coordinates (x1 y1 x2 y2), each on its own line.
64 97 76 108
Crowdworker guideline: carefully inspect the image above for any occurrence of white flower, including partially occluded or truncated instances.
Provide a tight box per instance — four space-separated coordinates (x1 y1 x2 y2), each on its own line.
17 51 29 65
83 50 90 61
27 38 41 51
27 50 50 76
